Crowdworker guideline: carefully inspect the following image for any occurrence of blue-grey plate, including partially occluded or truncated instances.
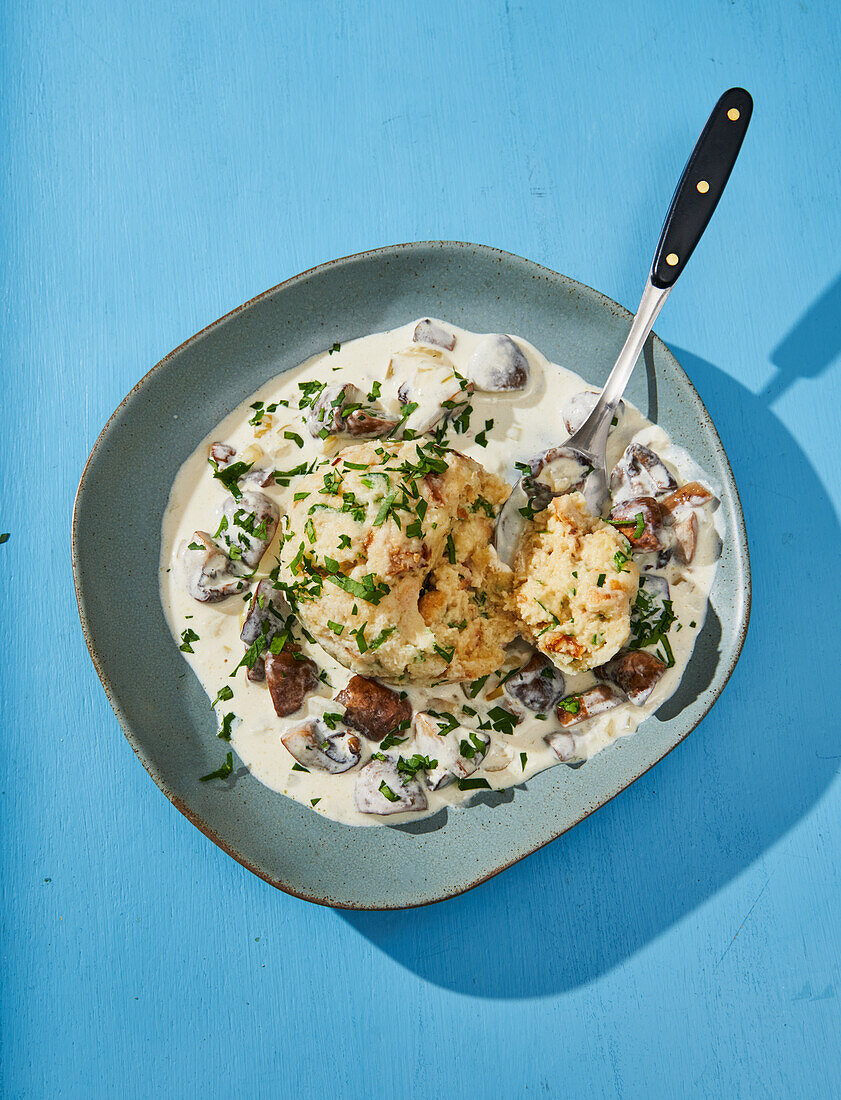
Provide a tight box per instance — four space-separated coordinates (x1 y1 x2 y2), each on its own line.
72 242 750 909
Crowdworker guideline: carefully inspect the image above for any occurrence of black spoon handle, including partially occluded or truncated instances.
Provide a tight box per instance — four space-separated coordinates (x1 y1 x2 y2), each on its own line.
650 87 753 289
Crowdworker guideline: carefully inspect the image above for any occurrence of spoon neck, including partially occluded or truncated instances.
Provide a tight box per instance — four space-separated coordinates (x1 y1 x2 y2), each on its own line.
568 279 670 459
601 279 671 410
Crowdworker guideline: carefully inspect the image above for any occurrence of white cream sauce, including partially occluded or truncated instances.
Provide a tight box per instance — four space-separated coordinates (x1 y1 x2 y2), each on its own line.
160 320 722 826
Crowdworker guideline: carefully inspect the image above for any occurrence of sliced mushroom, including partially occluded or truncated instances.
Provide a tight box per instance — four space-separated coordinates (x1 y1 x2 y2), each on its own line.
219 491 279 572
504 654 566 712
608 497 666 551
389 347 472 435
466 334 529 392
596 649 667 706
344 409 399 437
265 651 319 717
241 580 290 682
610 443 677 504
659 481 715 567
334 675 413 742
354 758 428 815
209 442 236 466
181 531 245 602
242 466 276 488
413 712 489 790
306 383 363 437
563 392 625 436
545 730 585 765
281 717 361 774
661 481 716 512
556 684 625 728
413 318 456 351
482 740 515 772
528 445 591 495
672 510 698 565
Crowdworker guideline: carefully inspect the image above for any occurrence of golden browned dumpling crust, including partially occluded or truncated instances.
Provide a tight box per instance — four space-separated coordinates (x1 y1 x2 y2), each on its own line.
513 492 639 672
279 440 517 684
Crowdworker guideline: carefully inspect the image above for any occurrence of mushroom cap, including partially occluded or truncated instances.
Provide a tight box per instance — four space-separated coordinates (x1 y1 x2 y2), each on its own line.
353 758 428 815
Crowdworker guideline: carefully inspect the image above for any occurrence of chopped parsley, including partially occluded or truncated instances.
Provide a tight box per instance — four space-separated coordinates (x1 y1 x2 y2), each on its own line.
471 496 495 517
211 685 234 708
466 675 489 699
179 627 199 653
474 418 494 448
324 572 391 605
328 342 341 354
369 626 396 651
218 713 235 741
396 754 437 781
200 752 234 782
379 731 407 751
486 707 518 736
426 711 461 735
457 777 491 791
378 780 400 802
629 586 678 667
209 459 253 500
459 732 487 760
518 498 540 521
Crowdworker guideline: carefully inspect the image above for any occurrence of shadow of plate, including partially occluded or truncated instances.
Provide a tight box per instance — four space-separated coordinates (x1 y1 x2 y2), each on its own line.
336 349 840 998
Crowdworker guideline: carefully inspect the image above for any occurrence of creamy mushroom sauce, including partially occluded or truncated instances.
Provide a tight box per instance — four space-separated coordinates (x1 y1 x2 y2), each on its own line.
160 319 721 826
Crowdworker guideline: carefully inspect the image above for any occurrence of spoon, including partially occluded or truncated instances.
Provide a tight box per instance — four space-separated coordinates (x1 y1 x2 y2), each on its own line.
494 87 753 565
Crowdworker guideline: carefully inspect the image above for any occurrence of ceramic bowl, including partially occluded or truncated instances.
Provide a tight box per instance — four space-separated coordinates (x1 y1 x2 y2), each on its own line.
73 242 750 908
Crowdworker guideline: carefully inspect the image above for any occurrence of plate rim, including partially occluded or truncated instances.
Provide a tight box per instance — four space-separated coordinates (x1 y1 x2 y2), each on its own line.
72 240 752 909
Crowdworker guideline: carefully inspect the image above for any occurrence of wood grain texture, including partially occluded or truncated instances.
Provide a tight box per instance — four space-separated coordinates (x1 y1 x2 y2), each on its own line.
2 0 840 1096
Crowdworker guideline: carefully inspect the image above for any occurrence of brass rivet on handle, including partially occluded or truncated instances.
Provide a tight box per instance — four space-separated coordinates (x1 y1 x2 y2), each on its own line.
666 253 679 266
727 107 740 121
697 180 710 193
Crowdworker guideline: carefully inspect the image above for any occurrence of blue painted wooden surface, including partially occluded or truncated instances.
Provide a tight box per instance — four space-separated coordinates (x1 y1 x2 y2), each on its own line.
3 1 840 1096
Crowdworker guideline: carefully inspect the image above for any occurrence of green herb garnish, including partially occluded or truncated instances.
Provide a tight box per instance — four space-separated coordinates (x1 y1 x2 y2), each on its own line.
211 685 234 708
457 777 491 791
179 627 199 653
378 781 400 802
209 459 253 500
200 752 234 782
